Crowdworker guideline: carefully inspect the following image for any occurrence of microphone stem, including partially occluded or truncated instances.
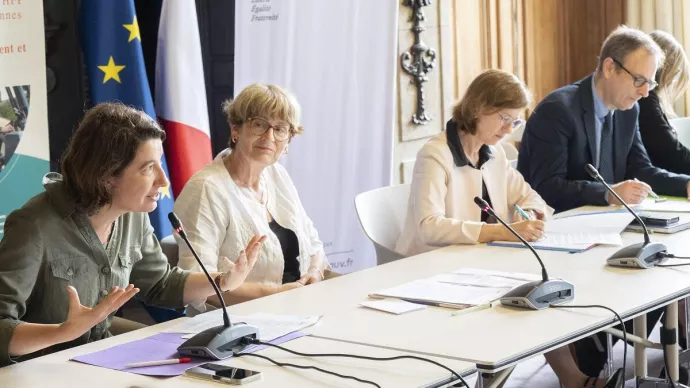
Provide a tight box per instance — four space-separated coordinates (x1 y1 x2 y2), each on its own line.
488 208 550 282
180 236 232 328
597 177 651 245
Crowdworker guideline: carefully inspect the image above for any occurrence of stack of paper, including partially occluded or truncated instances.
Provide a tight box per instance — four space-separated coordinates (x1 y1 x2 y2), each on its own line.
489 212 633 252
368 268 538 309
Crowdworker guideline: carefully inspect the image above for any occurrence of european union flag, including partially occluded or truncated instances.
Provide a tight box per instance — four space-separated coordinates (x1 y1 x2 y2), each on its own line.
80 0 173 239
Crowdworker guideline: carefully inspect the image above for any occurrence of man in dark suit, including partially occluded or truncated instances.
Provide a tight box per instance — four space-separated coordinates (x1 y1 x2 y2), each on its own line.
518 27 690 214
519 25 690 380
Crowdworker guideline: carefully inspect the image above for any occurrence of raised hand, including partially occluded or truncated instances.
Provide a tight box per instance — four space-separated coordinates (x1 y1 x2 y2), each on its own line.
218 235 267 292
59 284 139 342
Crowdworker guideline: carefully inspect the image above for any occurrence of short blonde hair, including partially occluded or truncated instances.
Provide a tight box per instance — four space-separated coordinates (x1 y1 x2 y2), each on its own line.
597 25 665 73
222 83 303 148
650 30 690 118
452 69 531 135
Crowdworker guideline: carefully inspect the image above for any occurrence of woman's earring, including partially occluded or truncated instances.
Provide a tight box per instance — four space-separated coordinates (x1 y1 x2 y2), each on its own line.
232 136 238 143
284 146 289 155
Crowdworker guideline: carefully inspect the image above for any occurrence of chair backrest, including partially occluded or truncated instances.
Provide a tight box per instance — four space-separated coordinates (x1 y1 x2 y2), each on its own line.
160 235 179 267
354 184 410 265
499 141 518 169
500 141 518 160
670 117 690 149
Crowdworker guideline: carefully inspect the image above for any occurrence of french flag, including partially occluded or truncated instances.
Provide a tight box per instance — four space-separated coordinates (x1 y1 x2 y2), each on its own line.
155 0 212 198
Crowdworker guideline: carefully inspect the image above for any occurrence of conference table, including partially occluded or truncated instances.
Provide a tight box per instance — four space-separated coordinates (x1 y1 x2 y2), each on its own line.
0 317 475 387
3 206 690 387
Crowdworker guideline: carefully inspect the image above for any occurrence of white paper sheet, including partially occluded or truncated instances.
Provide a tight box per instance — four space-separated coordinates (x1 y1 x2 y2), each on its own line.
164 312 321 342
370 279 510 307
430 268 540 289
639 199 690 213
359 299 427 315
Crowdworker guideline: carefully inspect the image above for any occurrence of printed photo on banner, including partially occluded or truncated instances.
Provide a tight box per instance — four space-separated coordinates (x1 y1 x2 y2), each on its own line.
0 85 29 172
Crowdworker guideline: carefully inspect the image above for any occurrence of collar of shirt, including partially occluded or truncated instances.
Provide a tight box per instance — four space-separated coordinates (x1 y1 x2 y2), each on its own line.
42 172 78 220
591 74 612 121
445 119 493 168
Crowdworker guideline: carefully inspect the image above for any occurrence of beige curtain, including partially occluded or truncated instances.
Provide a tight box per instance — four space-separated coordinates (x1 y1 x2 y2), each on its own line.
626 0 690 116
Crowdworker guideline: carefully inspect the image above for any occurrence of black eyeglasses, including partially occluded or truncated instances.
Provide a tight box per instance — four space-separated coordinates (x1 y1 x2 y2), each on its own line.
611 58 658 90
246 117 293 141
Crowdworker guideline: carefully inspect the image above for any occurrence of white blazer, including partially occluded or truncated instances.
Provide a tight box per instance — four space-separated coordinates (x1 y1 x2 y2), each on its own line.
395 130 553 257
174 149 328 293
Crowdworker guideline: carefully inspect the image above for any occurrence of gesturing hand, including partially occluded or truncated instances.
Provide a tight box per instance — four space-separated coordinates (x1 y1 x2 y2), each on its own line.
59 285 139 342
218 235 267 292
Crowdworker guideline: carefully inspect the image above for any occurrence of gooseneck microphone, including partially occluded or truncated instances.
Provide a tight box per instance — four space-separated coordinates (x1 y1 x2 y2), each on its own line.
168 212 258 360
474 197 574 310
584 164 668 269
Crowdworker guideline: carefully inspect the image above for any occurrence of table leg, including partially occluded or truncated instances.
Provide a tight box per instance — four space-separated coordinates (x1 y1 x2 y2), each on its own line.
634 314 648 380
665 302 679 383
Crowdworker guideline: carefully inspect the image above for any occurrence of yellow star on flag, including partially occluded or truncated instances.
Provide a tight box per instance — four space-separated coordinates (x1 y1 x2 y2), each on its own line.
123 16 141 42
97 56 125 84
159 183 171 199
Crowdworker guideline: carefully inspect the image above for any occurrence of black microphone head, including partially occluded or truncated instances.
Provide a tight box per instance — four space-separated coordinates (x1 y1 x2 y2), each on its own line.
168 212 182 230
585 164 600 179
474 196 489 210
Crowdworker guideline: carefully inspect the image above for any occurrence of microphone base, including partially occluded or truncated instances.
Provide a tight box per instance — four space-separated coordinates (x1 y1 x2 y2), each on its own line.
500 279 575 310
605 242 668 269
177 323 259 360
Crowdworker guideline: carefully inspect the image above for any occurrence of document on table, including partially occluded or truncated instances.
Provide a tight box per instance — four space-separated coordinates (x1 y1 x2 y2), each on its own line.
638 198 690 213
164 312 321 342
369 278 511 308
359 298 428 314
430 268 541 289
489 213 633 252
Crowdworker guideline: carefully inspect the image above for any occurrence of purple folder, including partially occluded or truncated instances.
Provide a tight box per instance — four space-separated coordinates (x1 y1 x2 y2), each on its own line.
71 331 307 377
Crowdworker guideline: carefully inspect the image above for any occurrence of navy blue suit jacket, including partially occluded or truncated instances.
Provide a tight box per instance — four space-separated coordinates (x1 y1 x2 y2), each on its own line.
517 74 689 213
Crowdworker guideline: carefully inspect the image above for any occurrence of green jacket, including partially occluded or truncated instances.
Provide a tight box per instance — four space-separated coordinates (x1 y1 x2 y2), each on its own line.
0 174 189 366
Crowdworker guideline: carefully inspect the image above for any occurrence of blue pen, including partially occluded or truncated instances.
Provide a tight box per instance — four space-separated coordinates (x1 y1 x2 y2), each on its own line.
513 204 532 220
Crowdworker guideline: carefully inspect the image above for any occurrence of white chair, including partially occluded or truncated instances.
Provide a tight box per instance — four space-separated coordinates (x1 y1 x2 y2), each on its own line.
670 117 690 149
500 141 519 160
500 141 519 169
354 184 410 266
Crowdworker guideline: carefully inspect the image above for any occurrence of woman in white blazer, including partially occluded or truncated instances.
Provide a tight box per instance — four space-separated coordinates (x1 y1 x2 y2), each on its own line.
396 70 550 257
396 70 616 388
174 83 330 312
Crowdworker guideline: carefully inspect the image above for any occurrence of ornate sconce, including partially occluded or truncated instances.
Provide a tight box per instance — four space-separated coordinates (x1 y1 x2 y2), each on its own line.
400 0 436 125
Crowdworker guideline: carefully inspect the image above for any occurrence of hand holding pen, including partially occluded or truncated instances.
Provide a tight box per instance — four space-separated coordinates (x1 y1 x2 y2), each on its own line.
513 204 546 241
633 178 666 203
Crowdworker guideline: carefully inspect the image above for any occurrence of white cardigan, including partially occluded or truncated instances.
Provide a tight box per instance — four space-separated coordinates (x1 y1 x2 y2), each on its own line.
395 131 553 257
174 149 328 290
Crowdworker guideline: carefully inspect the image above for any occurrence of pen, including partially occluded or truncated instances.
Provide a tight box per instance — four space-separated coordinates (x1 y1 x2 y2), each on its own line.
452 302 493 316
124 357 192 369
634 178 666 203
513 204 532 220
514 204 547 238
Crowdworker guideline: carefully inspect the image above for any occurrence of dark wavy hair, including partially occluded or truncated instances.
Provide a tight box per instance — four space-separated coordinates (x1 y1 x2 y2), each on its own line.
60 103 165 215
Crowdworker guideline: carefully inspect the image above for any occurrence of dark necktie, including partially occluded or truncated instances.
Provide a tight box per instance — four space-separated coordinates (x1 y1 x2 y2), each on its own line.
599 113 614 183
